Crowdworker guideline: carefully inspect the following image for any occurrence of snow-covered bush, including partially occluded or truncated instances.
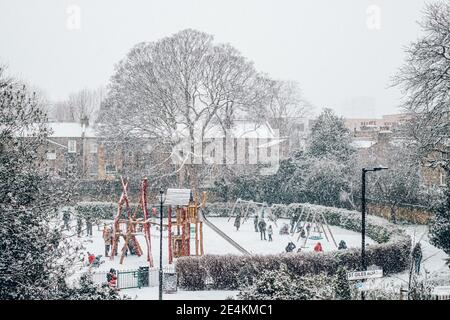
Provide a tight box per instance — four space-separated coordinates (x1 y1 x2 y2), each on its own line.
237 264 333 300
75 202 118 220
176 257 208 290
178 202 411 290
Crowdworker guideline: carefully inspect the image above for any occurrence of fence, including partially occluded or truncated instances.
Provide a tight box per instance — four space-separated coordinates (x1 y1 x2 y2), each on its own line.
91 265 176 290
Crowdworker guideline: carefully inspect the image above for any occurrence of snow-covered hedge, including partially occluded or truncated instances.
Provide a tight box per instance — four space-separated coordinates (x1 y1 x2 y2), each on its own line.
177 202 412 290
75 202 118 220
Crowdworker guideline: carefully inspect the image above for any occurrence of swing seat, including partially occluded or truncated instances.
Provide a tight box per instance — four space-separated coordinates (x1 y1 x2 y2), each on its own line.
309 235 323 240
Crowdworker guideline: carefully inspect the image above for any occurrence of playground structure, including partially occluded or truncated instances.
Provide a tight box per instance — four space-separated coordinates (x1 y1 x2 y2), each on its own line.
227 200 337 249
290 204 338 248
166 188 207 261
110 181 209 267
227 198 278 227
110 177 152 265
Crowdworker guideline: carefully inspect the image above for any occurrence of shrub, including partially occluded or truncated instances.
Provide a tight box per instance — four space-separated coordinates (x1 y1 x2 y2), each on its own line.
237 264 334 300
177 202 412 290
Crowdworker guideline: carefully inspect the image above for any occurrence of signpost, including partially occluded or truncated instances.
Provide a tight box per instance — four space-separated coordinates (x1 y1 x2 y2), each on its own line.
347 269 383 281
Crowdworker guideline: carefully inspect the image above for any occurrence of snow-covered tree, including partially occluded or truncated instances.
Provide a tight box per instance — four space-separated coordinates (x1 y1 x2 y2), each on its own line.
0 66 118 299
429 186 450 255
393 0 450 253
99 29 271 188
333 267 351 300
308 108 355 162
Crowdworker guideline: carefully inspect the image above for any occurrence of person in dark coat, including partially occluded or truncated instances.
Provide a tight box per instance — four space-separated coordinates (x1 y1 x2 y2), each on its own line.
286 241 296 253
258 219 267 240
338 240 347 250
62 209 70 230
254 215 259 232
290 213 299 233
412 243 423 274
85 215 93 236
234 214 241 231
76 216 83 237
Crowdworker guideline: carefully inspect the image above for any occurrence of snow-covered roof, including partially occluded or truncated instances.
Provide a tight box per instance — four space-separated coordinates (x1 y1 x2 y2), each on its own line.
351 140 376 149
176 121 278 140
47 122 97 138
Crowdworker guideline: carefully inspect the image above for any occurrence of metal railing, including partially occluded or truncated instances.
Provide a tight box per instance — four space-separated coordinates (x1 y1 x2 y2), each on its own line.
91 265 176 290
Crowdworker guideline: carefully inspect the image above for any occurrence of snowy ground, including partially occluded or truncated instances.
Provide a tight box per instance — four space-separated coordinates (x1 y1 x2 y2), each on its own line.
70 217 374 272
66 216 376 299
65 215 449 300
370 224 450 291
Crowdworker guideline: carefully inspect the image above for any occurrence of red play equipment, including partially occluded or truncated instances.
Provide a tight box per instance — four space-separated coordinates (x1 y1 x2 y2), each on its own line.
110 178 207 267
110 177 154 266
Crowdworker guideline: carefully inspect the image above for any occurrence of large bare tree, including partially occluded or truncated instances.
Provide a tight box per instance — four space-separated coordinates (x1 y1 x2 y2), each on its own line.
99 29 273 188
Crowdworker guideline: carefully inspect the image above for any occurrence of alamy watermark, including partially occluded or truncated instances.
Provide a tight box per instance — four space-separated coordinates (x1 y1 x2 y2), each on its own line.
170 128 282 176
66 4 81 31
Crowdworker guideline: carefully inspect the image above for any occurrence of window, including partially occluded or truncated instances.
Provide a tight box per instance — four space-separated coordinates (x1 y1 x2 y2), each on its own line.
440 172 447 186
68 140 77 153
90 142 98 154
105 164 117 174
90 157 98 176
47 151 56 160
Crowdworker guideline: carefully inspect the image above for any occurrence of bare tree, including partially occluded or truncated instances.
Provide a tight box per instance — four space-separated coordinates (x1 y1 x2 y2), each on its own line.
393 1 450 173
51 87 105 122
99 29 272 188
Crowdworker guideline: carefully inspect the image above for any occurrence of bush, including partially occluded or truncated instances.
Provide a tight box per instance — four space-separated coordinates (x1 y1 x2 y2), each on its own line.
237 264 334 300
177 202 412 290
75 202 118 220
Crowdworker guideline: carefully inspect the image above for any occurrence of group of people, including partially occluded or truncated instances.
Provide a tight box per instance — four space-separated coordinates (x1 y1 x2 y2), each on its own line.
285 240 324 253
61 208 96 237
233 214 274 241
102 224 137 257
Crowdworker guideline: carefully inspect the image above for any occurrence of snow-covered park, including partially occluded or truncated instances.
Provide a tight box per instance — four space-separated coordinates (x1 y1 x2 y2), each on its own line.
67 215 377 299
63 213 449 300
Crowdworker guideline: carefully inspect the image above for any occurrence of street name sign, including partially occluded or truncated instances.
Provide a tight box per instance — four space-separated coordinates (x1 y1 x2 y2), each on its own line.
347 269 383 281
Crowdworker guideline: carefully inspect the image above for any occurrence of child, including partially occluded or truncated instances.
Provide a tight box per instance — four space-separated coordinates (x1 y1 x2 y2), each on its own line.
107 268 117 289
267 225 273 241
314 242 323 252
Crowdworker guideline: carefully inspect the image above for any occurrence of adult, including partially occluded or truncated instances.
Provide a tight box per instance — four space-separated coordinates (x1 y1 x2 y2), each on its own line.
76 216 83 237
62 209 70 230
234 214 241 231
253 215 259 232
103 225 112 257
85 215 93 237
258 218 267 241
412 243 423 274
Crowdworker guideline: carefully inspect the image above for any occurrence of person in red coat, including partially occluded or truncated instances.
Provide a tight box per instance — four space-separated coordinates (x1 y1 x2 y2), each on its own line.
314 242 323 252
87 252 95 264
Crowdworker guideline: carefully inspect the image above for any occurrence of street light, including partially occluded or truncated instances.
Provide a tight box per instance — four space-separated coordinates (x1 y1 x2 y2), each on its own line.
159 187 165 301
361 166 388 300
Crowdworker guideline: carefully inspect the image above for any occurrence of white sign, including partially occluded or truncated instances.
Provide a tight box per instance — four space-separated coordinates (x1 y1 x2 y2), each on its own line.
165 188 192 206
347 269 383 281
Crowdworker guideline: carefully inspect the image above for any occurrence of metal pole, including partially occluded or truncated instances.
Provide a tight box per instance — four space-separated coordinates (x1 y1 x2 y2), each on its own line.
159 187 163 300
361 168 367 301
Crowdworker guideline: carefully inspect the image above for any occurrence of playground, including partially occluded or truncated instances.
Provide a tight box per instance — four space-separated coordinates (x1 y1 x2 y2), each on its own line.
74 216 375 272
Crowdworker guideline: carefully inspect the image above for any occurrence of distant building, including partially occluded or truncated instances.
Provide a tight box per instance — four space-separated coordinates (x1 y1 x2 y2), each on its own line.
345 113 411 139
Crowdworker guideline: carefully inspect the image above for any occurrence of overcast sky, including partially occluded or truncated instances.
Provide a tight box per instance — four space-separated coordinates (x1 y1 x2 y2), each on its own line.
0 0 429 118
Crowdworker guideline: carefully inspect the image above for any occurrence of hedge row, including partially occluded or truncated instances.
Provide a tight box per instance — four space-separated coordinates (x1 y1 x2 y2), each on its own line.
176 203 412 290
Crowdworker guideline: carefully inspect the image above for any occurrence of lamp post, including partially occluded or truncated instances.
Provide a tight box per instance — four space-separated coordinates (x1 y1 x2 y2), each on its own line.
361 166 388 300
159 187 165 300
